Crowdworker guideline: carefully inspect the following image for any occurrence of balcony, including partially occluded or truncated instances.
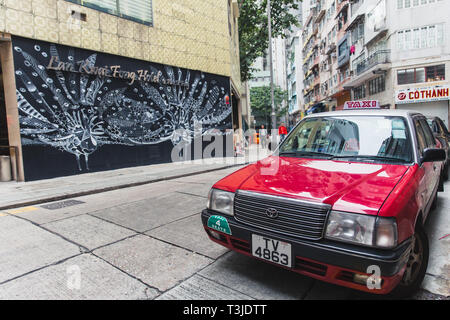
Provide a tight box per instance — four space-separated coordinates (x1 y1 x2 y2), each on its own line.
355 50 390 76
313 76 321 87
326 42 336 55
314 8 326 24
346 50 391 88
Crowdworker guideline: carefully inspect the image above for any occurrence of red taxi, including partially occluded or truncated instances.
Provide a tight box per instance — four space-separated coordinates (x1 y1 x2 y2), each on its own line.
202 110 446 297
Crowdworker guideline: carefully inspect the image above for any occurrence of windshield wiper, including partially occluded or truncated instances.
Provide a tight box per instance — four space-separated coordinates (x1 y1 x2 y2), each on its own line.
329 155 409 163
279 151 335 158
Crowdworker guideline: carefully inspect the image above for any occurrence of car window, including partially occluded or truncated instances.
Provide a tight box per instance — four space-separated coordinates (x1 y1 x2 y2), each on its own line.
414 119 427 154
279 116 413 163
427 119 439 133
437 118 449 135
419 118 436 147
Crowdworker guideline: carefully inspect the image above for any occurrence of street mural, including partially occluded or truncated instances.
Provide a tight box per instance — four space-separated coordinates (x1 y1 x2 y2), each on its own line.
11 37 232 180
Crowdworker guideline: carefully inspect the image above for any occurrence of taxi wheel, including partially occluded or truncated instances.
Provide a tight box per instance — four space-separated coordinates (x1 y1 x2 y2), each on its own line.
391 224 429 299
444 163 449 181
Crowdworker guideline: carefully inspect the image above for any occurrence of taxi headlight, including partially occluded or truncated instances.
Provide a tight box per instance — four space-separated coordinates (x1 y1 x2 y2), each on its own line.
207 189 235 216
325 211 397 248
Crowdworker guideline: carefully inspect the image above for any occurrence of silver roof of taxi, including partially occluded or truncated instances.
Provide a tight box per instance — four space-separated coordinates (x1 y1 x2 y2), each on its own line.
303 109 423 119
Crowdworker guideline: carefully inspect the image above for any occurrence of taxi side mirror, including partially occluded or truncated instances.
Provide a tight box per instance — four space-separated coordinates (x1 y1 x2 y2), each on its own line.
420 148 446 164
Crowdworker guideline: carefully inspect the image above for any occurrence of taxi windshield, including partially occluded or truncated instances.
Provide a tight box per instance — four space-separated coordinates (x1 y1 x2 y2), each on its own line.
278 116 414 164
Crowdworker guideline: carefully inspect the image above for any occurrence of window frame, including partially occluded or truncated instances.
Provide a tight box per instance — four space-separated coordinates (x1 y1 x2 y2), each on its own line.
368 75 386 95
413 118 427 154
418 118 436 148
397 64 446 85
66 0 153 26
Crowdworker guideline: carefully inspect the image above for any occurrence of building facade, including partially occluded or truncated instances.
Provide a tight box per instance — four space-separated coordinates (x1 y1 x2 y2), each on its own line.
301 0 449 128
285 5 304 125
390 0 449 127
0 0 243 181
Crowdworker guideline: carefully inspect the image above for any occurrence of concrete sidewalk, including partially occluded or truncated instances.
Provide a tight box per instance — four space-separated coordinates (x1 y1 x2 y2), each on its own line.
0 158 244 210
0 145 271 210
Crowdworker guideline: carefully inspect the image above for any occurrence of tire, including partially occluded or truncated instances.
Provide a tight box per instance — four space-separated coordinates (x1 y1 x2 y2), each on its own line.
444 163 449 181
390 224 429 299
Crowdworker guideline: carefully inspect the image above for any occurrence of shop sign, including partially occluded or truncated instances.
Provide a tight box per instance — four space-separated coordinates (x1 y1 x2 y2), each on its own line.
344 100 380 110
395 86 450 104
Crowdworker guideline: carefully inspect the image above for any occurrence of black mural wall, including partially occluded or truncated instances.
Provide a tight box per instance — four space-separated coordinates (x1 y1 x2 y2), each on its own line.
11 36 232 181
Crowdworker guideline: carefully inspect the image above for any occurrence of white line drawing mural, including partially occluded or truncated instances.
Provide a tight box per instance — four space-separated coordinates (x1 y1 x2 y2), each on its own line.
13 42 232 171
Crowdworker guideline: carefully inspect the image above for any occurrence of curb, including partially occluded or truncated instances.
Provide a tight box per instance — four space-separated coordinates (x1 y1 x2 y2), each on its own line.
0 163 245 211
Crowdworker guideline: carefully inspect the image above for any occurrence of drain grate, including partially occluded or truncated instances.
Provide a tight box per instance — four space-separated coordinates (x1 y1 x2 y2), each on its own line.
41 199 85 210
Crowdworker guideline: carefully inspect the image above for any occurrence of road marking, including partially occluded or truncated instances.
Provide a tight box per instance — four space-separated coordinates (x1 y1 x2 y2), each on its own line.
5 206 39 215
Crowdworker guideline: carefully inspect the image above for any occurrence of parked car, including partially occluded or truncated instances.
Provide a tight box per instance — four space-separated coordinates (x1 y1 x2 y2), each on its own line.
202 110 445 298
427 116 449 181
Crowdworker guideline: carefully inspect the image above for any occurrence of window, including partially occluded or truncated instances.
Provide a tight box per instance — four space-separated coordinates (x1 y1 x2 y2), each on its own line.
67 0 153 25
428 26 436 48
421 27 428 48
368 75 386 95
414 119 427 153
397 24 445 50
279 116 413 163
413 29 420 49
397 64 445 84
415 67 425 82
426 64 445 82
397 0 443 9
338 39 348 56
397 31 404 50
353 84 366 100
419 119 436 147
404 30 412 50
351 22 364 44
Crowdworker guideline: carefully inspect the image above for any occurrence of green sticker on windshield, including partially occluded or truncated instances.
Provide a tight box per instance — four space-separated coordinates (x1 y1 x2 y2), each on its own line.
207 215 232 235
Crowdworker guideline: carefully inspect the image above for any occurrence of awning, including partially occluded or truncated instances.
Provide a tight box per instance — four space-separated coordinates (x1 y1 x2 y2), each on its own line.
345 13 364 31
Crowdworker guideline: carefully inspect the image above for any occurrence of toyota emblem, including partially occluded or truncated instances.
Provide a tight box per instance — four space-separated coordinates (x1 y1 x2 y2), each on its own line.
265 208 279 219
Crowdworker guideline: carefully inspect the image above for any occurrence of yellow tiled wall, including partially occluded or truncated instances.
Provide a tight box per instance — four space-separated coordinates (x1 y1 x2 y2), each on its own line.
0 0 241 93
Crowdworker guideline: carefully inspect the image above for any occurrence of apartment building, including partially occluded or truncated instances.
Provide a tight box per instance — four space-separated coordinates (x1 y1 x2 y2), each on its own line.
248 36 289 127
391 0 450 127
0 0 243 181
249 37 288 90
301 0 450 127
285 6 304 125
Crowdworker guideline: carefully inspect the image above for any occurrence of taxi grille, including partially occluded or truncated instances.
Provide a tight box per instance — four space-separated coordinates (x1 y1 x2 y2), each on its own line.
234 190 331 241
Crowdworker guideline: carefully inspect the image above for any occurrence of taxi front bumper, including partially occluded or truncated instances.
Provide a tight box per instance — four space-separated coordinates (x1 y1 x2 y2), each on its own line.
201 209 411 294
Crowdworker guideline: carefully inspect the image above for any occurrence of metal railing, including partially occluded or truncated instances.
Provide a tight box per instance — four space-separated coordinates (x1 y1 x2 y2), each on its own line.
355 50 391 76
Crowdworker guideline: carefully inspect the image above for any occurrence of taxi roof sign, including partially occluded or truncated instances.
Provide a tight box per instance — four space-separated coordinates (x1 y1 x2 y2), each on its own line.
344 100 380 110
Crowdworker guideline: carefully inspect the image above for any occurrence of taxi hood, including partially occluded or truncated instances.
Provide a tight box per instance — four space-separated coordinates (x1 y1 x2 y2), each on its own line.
213 156 409 215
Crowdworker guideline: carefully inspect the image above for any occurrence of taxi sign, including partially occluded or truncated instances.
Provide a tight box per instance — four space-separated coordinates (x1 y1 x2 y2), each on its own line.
344 100 380 110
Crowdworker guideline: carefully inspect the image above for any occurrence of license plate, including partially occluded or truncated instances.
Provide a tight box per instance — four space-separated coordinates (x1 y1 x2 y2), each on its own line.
251 234 292 268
